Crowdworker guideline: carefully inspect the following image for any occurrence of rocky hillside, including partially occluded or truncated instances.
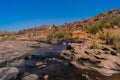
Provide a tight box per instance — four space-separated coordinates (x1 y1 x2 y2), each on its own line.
1 9 120 44
10 9 118 40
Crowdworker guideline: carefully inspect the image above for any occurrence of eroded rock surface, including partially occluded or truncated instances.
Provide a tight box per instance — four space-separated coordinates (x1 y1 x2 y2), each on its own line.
0 67 19 80
0 40 54 80
0 40 52 66
61 40 120 76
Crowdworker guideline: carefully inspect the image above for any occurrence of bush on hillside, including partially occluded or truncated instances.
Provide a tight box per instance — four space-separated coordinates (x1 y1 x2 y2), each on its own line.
85 13 120 34
1 35 16 40
54 30 72 39
85 23 105 34
99 29 120 52
110 17 120 26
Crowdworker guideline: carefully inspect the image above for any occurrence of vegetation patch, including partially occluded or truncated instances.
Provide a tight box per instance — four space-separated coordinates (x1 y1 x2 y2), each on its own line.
90 41 99 49
98 29 120 52
1 35 16 40
85 13 120 34
54 30 72 39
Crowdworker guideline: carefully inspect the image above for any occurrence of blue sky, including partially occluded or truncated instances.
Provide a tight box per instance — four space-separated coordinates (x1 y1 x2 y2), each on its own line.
0 0 120 31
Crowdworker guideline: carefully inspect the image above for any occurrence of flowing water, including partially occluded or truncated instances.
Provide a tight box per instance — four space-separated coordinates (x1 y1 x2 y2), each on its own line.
15 45 120 80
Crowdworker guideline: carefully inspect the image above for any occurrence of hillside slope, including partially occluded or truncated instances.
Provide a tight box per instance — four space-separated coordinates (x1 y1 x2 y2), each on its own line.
1 9 120 42
14 9 120 40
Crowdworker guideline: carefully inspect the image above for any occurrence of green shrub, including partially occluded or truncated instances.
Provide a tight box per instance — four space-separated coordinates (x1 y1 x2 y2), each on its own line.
88 25 99 34
110 17 120 26
86 23 104 34
86 14 120 34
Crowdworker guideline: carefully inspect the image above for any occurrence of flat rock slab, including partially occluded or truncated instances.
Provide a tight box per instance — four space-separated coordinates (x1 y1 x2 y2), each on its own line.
0 40 53 66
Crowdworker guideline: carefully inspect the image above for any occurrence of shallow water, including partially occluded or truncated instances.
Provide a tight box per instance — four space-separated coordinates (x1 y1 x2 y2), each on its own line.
16 45 120 80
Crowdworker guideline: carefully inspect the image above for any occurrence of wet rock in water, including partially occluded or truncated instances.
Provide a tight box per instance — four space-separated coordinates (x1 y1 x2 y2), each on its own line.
82 74 91 80
0 67 19 80
36 61 44 67
50 39 59 44
7 59 25 67
43 74 49 80
61 50 72 60
22 72 31 77
22 74 38 80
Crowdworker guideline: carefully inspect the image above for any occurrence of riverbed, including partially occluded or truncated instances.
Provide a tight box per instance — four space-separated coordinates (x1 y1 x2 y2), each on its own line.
12 45 120 80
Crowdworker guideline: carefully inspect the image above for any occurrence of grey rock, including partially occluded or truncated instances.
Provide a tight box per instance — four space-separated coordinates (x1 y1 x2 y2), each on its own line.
111 51 117 55
0 67 19 80
7 59 25 67
61 50 72 60
61 43 120 76
22 74 39 80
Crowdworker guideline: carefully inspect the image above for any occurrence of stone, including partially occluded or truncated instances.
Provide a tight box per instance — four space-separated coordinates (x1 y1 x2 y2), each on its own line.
0 40 52 69
22 74 38 80
23 72 31 77
111 51 117 56
61 50 72 60
36 62 44 67
43 74 49 80
7 59 25 67
0 67 19 80
50 39 59 44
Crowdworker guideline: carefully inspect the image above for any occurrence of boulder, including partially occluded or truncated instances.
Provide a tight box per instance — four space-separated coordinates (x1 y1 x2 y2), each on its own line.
7 59 25 67
0 67 19 80
22 74 39 80
36 61 44 67
61 50 72 60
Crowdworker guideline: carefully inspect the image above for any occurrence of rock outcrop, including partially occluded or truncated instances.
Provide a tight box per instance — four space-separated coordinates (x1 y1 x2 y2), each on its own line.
0 40 54 80
61 40 120 76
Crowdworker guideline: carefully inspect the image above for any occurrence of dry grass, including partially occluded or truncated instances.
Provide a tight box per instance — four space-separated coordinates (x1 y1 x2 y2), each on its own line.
54 30 72 39
98 29 120 52
89 35 99 49
90 40 99 49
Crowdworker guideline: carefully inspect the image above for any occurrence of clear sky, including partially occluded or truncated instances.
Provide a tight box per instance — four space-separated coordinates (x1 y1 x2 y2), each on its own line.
0 0 120 31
